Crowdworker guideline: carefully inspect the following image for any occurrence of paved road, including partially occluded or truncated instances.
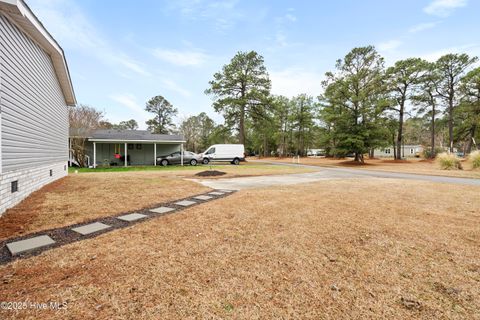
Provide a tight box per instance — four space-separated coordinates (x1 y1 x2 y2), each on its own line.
194 160 480 190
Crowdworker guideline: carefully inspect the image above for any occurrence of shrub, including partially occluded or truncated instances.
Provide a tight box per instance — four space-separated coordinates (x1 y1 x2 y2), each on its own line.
468 150 480 169
436 153 462 170
423 147 444 159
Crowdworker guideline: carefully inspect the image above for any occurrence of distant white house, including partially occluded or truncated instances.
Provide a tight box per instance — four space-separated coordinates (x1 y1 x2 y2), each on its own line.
307 149 325 156
375 145 423 158
0 0 76 215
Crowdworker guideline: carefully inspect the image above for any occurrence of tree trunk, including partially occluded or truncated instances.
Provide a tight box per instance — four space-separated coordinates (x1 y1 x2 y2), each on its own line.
465 124 477 154
354 152 364 163
354 152 360 162
369 148 375 159
239 104 246 145
396 100 405 160
392 133 397 159
263 134 268 157
448 92 454 153
431 103 436 158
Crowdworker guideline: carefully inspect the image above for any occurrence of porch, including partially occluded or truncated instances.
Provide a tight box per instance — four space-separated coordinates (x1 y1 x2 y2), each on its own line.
69 129 187 168
87 141 184 167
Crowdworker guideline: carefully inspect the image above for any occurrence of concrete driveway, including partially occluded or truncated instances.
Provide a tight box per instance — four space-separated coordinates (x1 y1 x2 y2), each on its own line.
194 161 480 190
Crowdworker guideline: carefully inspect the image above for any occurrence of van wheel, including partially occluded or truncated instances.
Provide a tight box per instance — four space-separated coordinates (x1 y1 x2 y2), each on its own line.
190 159 197 166
161 159 169 166
232 158 240 165
202 158 209 165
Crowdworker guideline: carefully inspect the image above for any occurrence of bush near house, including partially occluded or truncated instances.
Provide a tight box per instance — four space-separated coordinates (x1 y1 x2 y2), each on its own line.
422 147 444 159
436 153 462 170
468 150 480 169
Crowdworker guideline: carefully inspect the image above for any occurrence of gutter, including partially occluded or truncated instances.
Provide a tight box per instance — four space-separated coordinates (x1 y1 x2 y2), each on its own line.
87 139 187 144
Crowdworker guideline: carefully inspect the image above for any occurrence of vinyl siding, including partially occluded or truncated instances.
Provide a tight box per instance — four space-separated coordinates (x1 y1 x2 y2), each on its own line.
85 142 181 166
0 13 68 172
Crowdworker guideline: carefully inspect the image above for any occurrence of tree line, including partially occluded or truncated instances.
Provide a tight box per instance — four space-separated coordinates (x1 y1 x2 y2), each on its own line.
199 47 480 161
70 46 480 163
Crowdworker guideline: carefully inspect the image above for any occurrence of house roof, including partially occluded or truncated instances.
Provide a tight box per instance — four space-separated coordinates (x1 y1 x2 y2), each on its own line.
0 0 76 105
70 129 186 143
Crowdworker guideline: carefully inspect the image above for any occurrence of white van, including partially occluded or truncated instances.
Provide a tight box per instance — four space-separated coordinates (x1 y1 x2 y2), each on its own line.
201 144 245 165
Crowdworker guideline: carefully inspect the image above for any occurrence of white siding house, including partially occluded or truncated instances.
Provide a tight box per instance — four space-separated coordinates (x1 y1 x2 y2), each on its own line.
375 145 424 158
0 0 76 215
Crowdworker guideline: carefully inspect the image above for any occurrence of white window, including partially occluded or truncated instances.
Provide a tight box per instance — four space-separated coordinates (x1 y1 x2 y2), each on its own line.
384 149 390 154
410 148 414 154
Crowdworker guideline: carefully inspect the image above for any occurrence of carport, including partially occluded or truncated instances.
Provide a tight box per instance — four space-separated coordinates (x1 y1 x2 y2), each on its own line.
70 129 186 168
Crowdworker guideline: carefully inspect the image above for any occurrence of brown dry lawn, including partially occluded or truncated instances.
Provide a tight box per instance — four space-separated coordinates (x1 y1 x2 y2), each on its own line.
0 172 209 241
260 156 480 179
0 163 314 241
163 162 316 179
1 179 479 319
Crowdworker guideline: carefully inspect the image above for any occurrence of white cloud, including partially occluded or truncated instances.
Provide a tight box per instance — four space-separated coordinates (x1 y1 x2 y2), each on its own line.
377 40 403 52
408 22 438 33
159 79 191 97
270 68 323 97
109 93 151 127
285 13 297 22
110 94 143 113
28 0 149 76
169 0 242 31
152 48 208 66
424 0 468 17
275 32 288 47
418 43 480 61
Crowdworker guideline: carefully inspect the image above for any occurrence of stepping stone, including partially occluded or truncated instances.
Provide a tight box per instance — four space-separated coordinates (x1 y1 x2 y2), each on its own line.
72 222 111 235
175 200 196 206
117 213 148 222
208 192 225 196
6 235 55 255
150 206 175 214
193 195 213 201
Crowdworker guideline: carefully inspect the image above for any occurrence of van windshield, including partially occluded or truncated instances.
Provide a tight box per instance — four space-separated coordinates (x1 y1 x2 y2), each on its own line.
205 148 215 155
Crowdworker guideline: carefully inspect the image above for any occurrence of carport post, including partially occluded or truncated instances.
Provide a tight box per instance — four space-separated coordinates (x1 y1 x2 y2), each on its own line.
124 143 128 167
69 138 72 167
154 143 157 166
93 142 96 168
180 143 184 166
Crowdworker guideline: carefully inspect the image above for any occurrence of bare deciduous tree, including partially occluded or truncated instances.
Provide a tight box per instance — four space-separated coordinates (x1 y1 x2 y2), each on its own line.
69 104 104 167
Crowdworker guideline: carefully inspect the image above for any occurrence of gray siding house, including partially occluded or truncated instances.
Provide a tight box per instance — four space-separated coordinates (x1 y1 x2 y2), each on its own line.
0 0 76 215
70 130 186 167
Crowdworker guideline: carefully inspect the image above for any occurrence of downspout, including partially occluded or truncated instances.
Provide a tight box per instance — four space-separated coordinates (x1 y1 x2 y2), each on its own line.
69 137 72 167
180 143 184 166
124 143 128 167
0 59 2 175
154 143 157 166
0 112 2 175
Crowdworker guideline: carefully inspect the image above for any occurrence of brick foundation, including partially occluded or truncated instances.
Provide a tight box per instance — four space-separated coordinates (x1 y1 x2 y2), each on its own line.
0 162 68 216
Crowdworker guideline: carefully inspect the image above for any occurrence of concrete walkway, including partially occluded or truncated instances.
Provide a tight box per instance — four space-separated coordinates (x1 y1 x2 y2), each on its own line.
194 160 480 190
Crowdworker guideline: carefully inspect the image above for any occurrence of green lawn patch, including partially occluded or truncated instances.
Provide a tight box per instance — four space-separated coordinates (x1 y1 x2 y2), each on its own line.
69 165 204 173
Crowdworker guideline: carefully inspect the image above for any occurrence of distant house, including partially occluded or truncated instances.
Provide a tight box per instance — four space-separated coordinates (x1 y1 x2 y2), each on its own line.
69 129 186 167
375 145 423 158
0 0 76 215
306 149 325 156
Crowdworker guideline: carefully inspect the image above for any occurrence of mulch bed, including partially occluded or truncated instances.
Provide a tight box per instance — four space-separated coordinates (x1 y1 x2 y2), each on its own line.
337 160 373 166
0 190 234 265
195 170 227 177
381 159 412 164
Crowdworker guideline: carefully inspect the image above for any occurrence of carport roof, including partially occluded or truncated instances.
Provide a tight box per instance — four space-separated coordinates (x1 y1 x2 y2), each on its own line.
69 129 185 143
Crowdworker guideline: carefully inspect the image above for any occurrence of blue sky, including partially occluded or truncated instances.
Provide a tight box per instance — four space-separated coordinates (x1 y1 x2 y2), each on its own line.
28 0 480 128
